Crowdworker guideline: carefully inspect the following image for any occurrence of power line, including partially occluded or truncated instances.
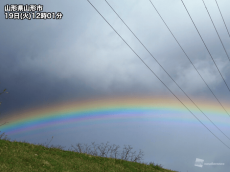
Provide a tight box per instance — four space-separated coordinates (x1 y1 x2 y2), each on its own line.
87 0 230 150
105 0 230 142
201 0 230 61
148 1 230 117
215 0 230 37
181 0 230 93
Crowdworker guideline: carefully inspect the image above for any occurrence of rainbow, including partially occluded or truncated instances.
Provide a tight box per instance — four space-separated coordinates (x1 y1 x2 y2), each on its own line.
0 96 230 138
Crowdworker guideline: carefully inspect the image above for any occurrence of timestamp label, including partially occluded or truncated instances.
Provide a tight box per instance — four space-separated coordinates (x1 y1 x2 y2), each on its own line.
4 4 63 20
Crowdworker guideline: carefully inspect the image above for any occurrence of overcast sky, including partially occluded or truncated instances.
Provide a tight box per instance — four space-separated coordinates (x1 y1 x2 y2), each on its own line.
1 0 230 171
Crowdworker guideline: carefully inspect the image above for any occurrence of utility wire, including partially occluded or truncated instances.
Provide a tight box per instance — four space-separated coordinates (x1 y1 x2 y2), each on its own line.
215 0 230 37
148 1 230 117
181 0 230 93
105 0 230 142
87 0 230 150
202 0 230 61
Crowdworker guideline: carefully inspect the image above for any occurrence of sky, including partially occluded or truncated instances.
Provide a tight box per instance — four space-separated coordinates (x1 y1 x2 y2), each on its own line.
0 0 230 171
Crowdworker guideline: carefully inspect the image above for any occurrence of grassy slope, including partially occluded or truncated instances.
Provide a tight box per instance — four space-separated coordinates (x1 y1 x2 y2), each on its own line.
0 139 178 172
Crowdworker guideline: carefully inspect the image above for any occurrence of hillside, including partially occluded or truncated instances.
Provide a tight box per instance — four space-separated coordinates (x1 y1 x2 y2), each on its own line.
0 138 178 172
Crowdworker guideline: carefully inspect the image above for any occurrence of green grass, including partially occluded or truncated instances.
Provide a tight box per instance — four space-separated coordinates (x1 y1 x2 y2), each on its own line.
0 130 178 172
0 90 179 172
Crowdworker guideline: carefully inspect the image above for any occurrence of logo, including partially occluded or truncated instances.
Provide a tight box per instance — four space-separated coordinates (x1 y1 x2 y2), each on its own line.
194 158 204 167
194 158 224 168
